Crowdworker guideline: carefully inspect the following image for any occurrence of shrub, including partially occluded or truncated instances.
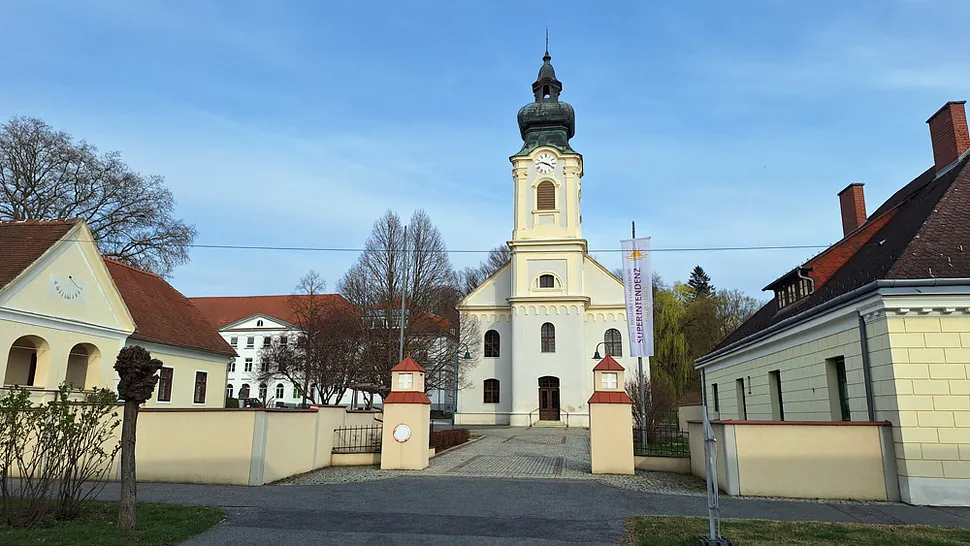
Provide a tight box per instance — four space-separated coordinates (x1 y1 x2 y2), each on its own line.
430 428 470 451
0 385 120 527
225 397 240 408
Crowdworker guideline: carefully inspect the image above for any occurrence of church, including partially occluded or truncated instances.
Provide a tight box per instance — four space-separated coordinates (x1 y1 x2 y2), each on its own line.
456 49 641 427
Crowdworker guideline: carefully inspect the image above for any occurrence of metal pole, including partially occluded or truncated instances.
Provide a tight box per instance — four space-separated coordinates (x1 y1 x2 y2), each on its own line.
452 348 459 427
399 225 407 363
633 220 647 452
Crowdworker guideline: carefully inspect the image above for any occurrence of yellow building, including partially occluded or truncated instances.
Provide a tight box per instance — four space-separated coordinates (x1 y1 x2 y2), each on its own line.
1 219 234 407
697 101 970 506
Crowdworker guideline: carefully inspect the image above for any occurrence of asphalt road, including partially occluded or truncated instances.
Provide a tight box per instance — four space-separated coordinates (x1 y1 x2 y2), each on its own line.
97 476 970 545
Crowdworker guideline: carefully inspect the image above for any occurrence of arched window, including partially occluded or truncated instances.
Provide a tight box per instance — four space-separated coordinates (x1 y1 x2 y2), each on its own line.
258 383 268 400
484 330 500 358
239 383 250 399
541 323 556 353
275 383 285 400
483 379 500 403
536 180 555 210
538 274 555 288
226 384 234 399
310 384 317 403
604 328 623 357
256 319 264 327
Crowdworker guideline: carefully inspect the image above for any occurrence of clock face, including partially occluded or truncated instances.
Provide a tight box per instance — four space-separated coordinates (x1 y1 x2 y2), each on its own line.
534 153 557 174
392 423 412 443
50 274 85 301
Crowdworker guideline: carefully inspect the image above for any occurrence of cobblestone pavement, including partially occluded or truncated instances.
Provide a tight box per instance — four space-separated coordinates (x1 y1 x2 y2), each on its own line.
284 426 708 496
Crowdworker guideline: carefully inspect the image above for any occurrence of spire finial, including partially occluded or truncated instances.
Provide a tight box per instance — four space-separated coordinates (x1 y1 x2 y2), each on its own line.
544 28 550 60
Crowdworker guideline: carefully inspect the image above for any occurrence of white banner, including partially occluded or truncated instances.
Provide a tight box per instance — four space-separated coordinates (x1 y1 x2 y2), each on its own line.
621 237 653 357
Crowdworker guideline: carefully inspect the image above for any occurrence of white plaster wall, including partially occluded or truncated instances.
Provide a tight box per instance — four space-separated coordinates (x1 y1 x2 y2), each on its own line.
456 313 513 425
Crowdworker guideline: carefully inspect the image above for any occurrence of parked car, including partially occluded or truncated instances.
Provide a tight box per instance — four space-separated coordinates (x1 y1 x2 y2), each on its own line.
241 398 264 408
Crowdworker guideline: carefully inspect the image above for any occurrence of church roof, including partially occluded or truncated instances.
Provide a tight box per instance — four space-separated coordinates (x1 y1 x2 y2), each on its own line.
515 48 577 157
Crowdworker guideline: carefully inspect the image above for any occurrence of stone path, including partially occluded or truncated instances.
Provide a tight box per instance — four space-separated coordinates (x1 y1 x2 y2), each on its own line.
285 425 708 496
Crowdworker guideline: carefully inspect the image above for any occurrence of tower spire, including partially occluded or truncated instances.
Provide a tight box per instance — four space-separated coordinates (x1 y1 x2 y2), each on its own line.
544 28 549 59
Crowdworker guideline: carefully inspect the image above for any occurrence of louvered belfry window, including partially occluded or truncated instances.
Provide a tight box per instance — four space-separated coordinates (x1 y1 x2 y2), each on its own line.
537 181 556 210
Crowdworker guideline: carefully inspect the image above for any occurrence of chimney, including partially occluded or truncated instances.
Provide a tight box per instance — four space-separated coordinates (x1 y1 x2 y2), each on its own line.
926 100 970 172
838 183 866 236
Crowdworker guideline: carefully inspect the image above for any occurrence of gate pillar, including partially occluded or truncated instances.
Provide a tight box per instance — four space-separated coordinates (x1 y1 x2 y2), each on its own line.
380 357 432 470
588 356 635 475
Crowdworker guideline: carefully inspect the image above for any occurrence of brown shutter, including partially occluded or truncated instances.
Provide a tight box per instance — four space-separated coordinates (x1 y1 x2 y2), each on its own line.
536 181 556 210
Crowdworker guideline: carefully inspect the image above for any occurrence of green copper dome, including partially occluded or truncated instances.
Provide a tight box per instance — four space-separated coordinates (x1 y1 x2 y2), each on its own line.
514 50 577 156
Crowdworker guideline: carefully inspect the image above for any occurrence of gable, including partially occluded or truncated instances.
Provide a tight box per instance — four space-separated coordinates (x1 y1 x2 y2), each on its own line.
1 223 135 333
222 314 293 331
583 255 624 306
460 262 512 308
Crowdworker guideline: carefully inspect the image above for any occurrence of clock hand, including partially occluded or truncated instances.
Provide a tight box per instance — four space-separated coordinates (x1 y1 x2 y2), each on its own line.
69 276 83 291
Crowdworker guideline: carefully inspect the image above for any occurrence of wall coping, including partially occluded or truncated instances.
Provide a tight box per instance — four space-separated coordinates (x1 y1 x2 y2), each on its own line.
687 419 892 427
345 409 382 413
140 407 319 413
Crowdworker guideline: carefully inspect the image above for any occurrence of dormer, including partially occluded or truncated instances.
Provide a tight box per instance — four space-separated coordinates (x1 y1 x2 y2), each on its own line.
764 267 815 309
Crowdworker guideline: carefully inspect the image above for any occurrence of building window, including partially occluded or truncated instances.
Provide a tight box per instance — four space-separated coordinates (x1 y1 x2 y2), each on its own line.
399 373 413 389
601 372 618 390
157 367 173 402
226 384 234 399
256 320 264 327
194 371 207 404
229 337 238 347
310 384 316 402
769 370 784 421
536 180 555 210
293 386 300 399
239 383 250 399
604 328 622 357
712 383 719 412
263 337 271 348
538 274 556 288
483 379 500 403
275 383 285 400
484 330 500 358
246 337 255 349
280 336 288 346
258 383 268 401
540 323 556 353
227 359 236 373
244 358 253 372
735 378 746 420
827 356 851 421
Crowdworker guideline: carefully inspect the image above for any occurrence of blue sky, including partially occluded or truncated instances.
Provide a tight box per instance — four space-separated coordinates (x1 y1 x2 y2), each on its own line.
2 0 968 298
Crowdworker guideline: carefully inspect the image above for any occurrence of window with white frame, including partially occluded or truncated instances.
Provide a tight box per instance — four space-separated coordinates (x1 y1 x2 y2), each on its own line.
229 337 238 347
244 358 253 372
398 373 413 389
263 336 271 348
227 359 236 373
275 383 284 399
246 337 255 348
601 372 618 390
226 384 234 399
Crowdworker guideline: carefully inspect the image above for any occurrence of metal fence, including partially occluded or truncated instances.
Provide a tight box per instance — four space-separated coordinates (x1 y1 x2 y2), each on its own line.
333 425 382 454
634 425 690 458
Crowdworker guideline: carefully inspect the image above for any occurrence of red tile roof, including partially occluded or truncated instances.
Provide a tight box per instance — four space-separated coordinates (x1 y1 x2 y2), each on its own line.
0 220 78 290
103 259 235 356
710 151 970 356
593 355 624 371
189 294 351 328
383 391 431 404
588 391 633 404
392 356 426 373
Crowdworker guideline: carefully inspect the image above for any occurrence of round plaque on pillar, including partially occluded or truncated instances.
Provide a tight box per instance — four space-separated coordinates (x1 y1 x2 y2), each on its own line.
392 423 412 443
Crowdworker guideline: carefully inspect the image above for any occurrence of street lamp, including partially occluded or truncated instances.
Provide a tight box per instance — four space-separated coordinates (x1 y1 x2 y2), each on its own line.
591 342 606 360
452 343 471 427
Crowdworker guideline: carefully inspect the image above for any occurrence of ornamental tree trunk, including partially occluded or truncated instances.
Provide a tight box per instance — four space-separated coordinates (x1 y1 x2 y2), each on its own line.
118 399 139 531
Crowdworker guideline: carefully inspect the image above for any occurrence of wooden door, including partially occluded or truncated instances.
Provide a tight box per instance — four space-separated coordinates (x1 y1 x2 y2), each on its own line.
538 376 560 421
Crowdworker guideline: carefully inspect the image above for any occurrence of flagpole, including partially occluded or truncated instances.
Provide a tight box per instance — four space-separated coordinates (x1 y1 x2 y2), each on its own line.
633 221 647 453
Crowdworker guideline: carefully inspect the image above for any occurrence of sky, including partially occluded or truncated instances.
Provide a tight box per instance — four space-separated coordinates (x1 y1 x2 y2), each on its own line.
2 0 969 299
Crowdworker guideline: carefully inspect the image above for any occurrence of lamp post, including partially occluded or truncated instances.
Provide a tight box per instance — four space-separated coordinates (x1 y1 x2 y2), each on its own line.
451 342 471 427
591 342 647 452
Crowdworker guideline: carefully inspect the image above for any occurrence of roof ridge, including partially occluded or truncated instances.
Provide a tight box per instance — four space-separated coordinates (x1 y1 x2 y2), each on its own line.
0 218 80 226
102 256 164 279
188 294 339 299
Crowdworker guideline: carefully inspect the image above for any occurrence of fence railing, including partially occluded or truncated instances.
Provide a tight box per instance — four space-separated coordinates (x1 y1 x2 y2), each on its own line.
333 425 382 454
634 425 690 458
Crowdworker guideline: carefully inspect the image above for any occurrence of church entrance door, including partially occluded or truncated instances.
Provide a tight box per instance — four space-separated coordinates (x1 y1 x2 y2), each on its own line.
538 376 560 421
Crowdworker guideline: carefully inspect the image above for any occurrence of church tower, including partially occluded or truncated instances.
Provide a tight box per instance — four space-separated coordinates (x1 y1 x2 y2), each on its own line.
509 47 587 300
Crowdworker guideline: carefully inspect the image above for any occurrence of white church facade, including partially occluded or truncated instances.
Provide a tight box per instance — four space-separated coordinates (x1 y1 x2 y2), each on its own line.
456 49 643 428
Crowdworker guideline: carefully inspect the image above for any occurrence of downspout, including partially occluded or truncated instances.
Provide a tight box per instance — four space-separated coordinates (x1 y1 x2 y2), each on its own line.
857 312 876 422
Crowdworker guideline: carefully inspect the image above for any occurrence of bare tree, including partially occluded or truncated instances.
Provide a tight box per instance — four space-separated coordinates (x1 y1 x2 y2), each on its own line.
257 271 364 406
0 117 196 276
113 346 162 531
458 245 510 296
339 210 479 399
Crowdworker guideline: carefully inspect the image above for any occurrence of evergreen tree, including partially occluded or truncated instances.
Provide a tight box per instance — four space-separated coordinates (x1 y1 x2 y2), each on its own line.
687 266 714 298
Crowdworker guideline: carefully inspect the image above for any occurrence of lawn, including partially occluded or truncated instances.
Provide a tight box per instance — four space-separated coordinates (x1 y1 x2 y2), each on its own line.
621 516 970 546
0 502 225 546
